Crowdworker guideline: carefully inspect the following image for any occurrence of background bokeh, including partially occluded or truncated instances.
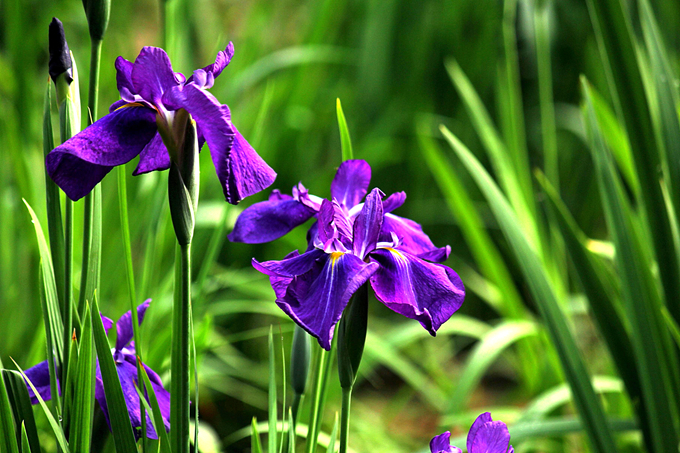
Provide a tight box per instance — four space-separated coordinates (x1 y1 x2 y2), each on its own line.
3 0 680 451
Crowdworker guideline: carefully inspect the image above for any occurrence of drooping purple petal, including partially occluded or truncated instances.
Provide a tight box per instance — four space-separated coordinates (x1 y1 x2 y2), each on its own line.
115 299 151 352
429 432 462 453
228 197 316 243
115 56 137 101
133 133 171 175
380 213 440 256
368 248 465 335
186 42 235 89
131 47 179 109
46 105 158 201
467 416 511 453
353 188 384 260
163 83 276 204
253 248 326 278
24 360 59 404
467 413 492 453
276 252 379 350
317 199 338 246
266 251 300 299
417 245 451 263
330 160 371 209
101 315 114 335
141 362 171 436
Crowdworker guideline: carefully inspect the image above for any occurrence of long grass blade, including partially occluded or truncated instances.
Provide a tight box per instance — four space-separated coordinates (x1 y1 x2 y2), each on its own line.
252 417 264 453
0 365 19 453
336 98 353 161
2 371 40 453
441 124 618 453
268 326 278 453
138 360 172 453
69 304 95 453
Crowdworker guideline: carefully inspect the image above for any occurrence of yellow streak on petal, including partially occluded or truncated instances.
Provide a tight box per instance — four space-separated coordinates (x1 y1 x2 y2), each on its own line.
329 251 344 266
114 102 146 111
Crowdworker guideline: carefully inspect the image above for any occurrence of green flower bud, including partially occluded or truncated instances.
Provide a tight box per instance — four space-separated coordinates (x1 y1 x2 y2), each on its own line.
337 283 369 389
290 325 310 396
82 0 110 41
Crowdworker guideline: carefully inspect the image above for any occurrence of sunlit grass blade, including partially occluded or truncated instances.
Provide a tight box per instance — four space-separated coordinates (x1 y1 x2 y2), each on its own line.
586 0 680 321
20 422 30 453
0 365 19 453
440 124 618 453
138 359 172 453
268 326 278 453
252 417 264 453
91 295 138 452
582 80 680 451
305 346 326 453
69 304 95 453
326 413 338 453
61 332 78 431
448 320 538 413
2 370 40 453
13 360 70 453
336 98 353 161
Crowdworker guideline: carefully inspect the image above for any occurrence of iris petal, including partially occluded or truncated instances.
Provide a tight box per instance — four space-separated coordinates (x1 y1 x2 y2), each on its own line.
186 42 235 89
228 197 315 243
24 360 59 404
467 412 492 453
368 248 465 335
380 213 440 256
253 248 325 278
46 105 158 201
353 188 384 259
330 159 371 208
277 253 379 350
115 299 151 352
131 47 179 108
429 432 461 453
115 56 136 100
468 420 511 453
133 133 171 175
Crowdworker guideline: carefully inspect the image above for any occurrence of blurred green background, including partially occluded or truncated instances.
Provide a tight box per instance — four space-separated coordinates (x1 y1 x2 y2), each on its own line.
3 0 680 452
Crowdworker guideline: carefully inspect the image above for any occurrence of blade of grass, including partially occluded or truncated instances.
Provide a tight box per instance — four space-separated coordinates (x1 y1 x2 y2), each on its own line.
268 326 278 453
0 365 19 453
69 304 95 453
2 371 40 453
336 98 353 161
139 359 172 453
326 413 338 453
441 124 618 453
91 295 138 452
252 417 264 453
20 422 30 453
582 80 680 451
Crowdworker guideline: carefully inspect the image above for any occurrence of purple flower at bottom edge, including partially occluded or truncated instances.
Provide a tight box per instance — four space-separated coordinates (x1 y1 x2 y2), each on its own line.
430 413 513 453
46 43 276 204
24 300 170 440
229 159 465 350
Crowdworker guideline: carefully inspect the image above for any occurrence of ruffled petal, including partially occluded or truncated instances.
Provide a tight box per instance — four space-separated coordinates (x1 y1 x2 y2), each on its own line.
163 84 276 203
253 248 326 278
380 213 440 256
467 412 492 453
429 432 461 453
115 56 137 101
468 420 511 453
417 245 451 263
228 197 315 243
186 42 235 89
142 362 171 437
24 360 59 404
102 315 114 335
382 191 406 213
276 252 379 350
368 248 465 335
352 188 384 259
133 133 171 175
330 160 371 209
46 105 158 201
131 47 179 109
115 299 151 352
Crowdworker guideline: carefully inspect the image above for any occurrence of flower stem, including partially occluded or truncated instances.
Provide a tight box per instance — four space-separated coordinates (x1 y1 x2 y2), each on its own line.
305 347 326 453
339 386 352 453
171 242 192 453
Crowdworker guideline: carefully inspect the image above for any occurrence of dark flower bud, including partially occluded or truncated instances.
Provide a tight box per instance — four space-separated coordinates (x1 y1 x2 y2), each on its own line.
337 283 369 389
82 0 110 41
290 325 310 396
48 18 73 84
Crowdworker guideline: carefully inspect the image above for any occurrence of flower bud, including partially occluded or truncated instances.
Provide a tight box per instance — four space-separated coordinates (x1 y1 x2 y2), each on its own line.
290 325 310 396
337 283 369 389
49 18 73 85
168 118 199 245
82 0 111 41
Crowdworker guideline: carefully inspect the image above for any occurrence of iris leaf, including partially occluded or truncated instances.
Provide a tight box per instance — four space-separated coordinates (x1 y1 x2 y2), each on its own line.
0 365 19 453
252 417 263 453
336 98 353 161
268 326 277 453
69 304 95 453
2 370 40 453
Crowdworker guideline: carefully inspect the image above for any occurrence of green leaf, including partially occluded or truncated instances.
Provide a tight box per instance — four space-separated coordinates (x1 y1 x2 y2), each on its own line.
70 304 96 453
2 371 40 453
13 360 70 453
336 98 353 161
139 361 172 453
268 326 278 453
252 417 263 453
0 366 19 453
449 320 539 412
20 422 31 453
327 413 338 453
582 80 680 451
441 124 618 453
91 296 138 452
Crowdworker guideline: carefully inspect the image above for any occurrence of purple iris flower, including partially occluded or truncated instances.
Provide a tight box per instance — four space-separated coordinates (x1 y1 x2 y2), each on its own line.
229 160 465 350
430 413 513 453
46 43 276 203
24 300 170 440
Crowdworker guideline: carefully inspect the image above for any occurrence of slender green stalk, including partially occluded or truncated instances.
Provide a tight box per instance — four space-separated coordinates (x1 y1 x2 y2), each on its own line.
339 387 352 453
171 243 192 453
305 347 327 453
87 40 102 120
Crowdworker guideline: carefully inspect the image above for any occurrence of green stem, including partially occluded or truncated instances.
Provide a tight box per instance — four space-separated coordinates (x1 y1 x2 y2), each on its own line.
171 243 192 453
88 39 102 122
339 387 352 453
305 347 326 453
62 197 73 386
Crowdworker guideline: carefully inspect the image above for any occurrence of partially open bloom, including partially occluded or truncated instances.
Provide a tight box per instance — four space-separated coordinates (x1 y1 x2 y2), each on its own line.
430 413 513 453
24 300 170 439
229 160 465 350
46 43 276 203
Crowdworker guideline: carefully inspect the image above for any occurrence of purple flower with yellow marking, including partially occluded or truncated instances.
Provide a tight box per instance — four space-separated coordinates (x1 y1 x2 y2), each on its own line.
229 160 465 350
46 43 275 203
431 413 513 453
24 300 170 440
